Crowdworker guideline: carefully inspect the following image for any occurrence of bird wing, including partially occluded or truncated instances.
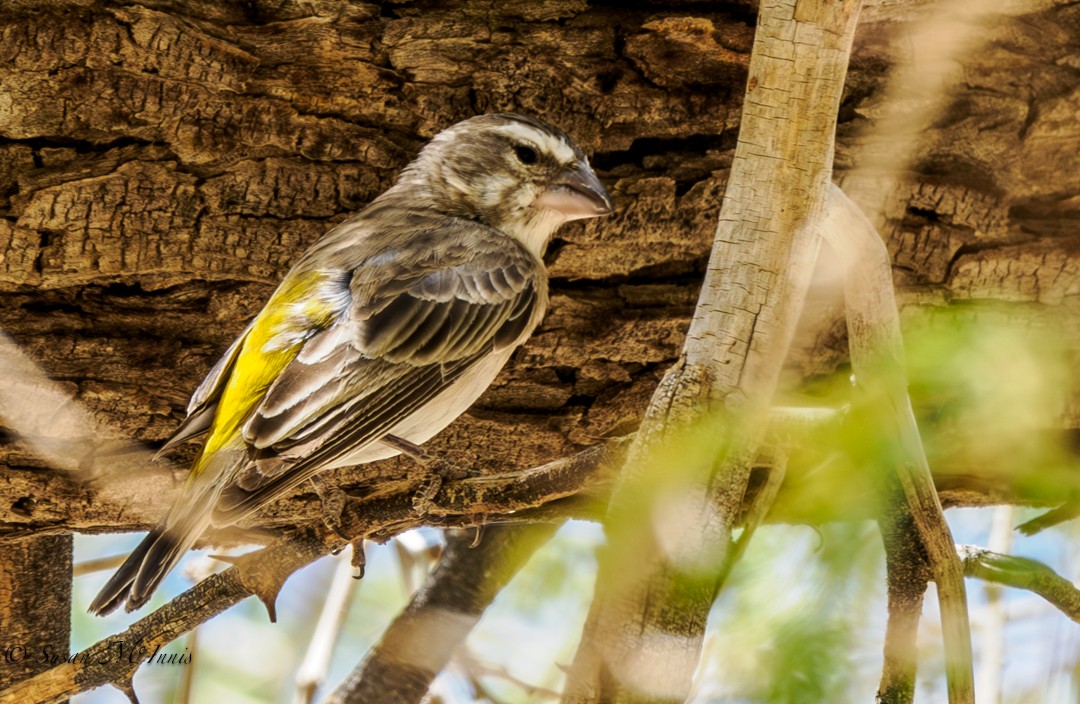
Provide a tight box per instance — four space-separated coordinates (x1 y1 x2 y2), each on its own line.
210 219 545 523
155 319 257 457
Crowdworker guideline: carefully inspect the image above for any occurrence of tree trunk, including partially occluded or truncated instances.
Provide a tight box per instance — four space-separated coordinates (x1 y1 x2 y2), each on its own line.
2 0 1079 495
0 536 72 699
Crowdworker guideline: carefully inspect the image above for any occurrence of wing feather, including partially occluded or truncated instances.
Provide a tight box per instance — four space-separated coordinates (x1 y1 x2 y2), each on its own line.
214 353 483 522
155 321 255 457
219 218 547 521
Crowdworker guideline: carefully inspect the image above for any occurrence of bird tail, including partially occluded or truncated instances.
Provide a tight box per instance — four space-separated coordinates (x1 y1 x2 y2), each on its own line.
89 444 243 616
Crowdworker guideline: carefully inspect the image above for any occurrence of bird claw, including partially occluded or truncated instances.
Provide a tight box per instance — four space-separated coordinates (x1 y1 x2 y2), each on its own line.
411 473 443 516
410 458 478 516
384 434 476 516
350 538 366 578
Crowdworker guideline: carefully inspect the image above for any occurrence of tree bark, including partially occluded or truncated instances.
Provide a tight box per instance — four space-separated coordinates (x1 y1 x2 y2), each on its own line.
3 0 1080 496
0 536 71 700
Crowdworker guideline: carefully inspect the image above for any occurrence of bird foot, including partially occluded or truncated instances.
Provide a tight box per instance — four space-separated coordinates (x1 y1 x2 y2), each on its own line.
382 434 477 515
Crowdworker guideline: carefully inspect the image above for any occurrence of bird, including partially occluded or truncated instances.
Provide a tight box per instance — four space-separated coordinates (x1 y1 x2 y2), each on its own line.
89 113 613 615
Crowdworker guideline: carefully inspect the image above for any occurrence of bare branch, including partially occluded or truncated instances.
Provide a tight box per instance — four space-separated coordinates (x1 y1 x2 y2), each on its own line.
876 502 930 704
294 547 359 704
325 523 559 704
822 184 975 702
0 440 624 704
977 507 1014 704
959 545 1080 624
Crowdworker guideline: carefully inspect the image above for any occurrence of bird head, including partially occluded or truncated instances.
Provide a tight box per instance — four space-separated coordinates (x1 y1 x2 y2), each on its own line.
397 113 613 255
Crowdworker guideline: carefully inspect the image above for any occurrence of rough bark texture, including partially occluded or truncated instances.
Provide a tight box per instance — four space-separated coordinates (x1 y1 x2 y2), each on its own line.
4 0 1080 506
2 3 1080 694
565 2 862 701
0 536 71 693
0 0 1077 699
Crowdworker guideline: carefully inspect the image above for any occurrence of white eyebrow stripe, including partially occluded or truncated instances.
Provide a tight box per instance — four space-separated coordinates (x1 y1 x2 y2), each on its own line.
491 123 577 164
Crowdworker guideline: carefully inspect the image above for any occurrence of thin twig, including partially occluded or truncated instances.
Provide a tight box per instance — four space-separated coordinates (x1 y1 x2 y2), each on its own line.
325 523 559 704
72 554 129 578
959 544 1080 624
176 630 198 704
393 530 442 595
714 449 788 592
294 546 360 704
977 506 1013 704
456 648 562 701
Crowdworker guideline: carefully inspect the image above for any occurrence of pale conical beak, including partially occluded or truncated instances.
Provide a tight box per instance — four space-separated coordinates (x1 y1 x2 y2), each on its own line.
532 162 613 221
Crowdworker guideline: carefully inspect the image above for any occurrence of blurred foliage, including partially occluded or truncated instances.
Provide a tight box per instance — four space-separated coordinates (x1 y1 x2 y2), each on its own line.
69 304 1080 703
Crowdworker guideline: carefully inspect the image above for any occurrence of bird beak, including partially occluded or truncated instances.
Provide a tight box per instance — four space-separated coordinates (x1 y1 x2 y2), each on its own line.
532 161 614 221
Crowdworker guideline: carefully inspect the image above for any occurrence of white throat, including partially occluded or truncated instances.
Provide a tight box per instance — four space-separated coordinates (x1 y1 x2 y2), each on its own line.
503 208 567 259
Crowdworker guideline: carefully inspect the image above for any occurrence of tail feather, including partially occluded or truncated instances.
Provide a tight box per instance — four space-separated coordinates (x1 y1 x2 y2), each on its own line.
89 510 213 616
90 446 242 616
88 525 165 616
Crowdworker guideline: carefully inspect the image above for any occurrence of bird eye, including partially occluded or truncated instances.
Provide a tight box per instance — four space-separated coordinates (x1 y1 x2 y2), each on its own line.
514 145 538 165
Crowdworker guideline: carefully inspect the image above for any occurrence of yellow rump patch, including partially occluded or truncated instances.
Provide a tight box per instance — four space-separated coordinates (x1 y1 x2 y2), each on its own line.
190 270 346 479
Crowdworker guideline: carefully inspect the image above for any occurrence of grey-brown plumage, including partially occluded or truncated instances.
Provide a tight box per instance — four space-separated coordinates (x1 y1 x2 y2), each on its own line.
90 113 612 615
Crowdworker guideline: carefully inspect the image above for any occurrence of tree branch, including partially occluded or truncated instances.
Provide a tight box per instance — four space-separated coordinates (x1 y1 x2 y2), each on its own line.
326 523 559 704
294 545 359 704
876 496 930 704
0 441 623 704
821 184 975 702
960 545 1080 624
564 2 864 701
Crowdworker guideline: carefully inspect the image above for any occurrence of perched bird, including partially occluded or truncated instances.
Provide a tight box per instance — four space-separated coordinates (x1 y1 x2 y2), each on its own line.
90 113 612 615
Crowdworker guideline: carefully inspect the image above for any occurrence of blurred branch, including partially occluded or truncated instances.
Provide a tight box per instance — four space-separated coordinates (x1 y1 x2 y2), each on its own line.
295 547 359 704
876 501 930 704
72 554 128 577
715 449 788 593
976 507 1014 704
325 523 559 704
455 648 562 702
176 630 198 704
822 183 974 703
1015 502 1080 536
0 329 179 533
393 531 442 595
959 545 1080 624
